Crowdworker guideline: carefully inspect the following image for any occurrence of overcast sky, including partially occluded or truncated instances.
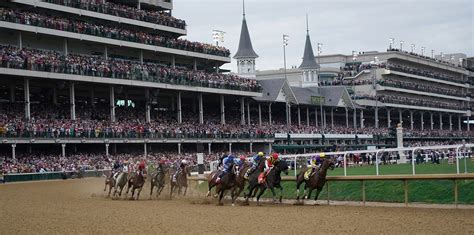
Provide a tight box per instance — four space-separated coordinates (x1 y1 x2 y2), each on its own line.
173 0 473 72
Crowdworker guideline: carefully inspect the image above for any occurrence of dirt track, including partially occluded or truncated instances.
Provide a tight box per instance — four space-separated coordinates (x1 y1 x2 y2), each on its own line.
1 178 473 234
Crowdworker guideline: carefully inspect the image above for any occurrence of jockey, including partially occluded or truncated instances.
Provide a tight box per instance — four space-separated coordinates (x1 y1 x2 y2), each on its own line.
172 159 187 183
137 160 146 175
264 153 279 175
244 152 264 179
156 159 165 173
122 160 129 174
112 159 122 179
234 156 246 176
304 153 325 180
216 155 235 183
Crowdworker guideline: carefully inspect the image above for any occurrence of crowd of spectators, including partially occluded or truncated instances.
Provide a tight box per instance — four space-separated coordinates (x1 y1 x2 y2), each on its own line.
378 95 467 111
378 79 464 97
0 7 229 57
386 63 465 84
43 0 186 29
387 48 464 68
0 45 261 92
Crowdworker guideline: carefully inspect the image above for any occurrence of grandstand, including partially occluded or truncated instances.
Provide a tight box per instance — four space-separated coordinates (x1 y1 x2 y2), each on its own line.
0 0 472 176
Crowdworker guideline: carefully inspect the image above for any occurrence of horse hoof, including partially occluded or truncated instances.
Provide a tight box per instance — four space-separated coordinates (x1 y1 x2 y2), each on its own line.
231 203 235 207
217 202 224 206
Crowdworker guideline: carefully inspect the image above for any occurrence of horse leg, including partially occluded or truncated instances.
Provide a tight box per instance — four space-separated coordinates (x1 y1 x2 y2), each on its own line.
256 186 266 206
314 188 322 203
149 182 155 200
158 185 164 197
183 186 188 196
269 186 277 203
130 187 136 200
108 184 113 198
169 184 174 199
306 188 314 203
217 189 225 206
296 180 303 201
136 187 143 201
278 185 284 203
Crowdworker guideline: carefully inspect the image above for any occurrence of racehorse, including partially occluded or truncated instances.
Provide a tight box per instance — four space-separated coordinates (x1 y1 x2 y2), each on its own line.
296 157 335 203
170 165 191 199
213 163 239 206
250 160 289 206
126 171 147 200
206 169 221 197
232 163 251 200
104 171 115 197
113 172 128 199
150 166 169 199
242 158 266 202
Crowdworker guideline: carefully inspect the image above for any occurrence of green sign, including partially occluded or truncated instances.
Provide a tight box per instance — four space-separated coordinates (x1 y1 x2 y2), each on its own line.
311 96 325 105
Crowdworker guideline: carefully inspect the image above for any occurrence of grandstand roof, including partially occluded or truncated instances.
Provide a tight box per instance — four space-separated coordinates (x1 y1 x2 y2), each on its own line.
254 78 287 102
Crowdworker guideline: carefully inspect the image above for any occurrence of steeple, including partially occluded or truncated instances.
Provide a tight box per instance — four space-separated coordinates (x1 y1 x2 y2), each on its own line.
299 14 319 70
234 0 258 78
299 15 319 87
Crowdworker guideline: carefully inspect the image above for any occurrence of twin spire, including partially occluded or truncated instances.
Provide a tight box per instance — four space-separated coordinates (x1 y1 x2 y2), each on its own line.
299 14 319 70
234 0 258 59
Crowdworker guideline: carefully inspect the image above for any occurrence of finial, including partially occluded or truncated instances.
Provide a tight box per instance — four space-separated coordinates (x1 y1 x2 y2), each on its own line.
243 0 246 18
306 14 309 34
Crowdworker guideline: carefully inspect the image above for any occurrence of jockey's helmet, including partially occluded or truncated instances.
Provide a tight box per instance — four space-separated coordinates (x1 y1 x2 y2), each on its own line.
240 156 246 161
272 153 279 160
320 153 326 158
258 152 264 157
181 159 188 165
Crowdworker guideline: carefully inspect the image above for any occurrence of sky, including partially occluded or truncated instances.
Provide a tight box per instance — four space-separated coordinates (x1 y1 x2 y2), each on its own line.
173 0 473 72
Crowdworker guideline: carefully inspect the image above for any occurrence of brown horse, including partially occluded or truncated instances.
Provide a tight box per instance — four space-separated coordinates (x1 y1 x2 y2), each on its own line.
232 164 251 200
104 171 115 197
296 158 335 203
214 164 239 206
170 165 191 199
149 165 168 199
126 171 147 200
206 169 221 197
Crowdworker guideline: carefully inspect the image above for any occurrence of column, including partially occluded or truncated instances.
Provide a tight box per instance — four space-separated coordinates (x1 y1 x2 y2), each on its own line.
11 144 16 160
144 143 148 158
193 59 197 71
247 101 251 125
320 105 324 128
287 103 291 126
430 113 434 130
171 55 176 69
229 143 232 153
64 38 68 56
178 143 182 154
345 108 349 128
375 107 379 129
110 86 115 122
240 97 245 125
458 115 462 131
104 45 108 60
449 114 453 131
331 108 334 128
9 84 15 103
359 110 364 128
258 103 262 127
249 143 253 153
399 109 403 125
467 117 470 131
139 50 144 64
61 144 66 158
208 143 211 155
220 95 225 125
198 93 204 124
353 108 357 129
145 89 151 123
439 113 443 130
315 107 318 127
177 92 182 124
105 143 109 157
297 107 301 126
171 96 175 112
387 109 391 128
90 89 95 107
306 107 310 127
268 103 272 124
409 110 414 130
24 78 30 120
420 112 424 131
69 83 76 120
18 31 22 49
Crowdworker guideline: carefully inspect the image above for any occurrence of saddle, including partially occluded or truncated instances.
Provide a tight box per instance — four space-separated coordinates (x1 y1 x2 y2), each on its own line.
304 167 318 180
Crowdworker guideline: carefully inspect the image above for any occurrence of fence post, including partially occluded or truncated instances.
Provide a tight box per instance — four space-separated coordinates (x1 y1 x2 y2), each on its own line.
411 148 418 175
327 181 330 205
404 179 408 207
455 146 461 175
453 179 458 208
343 153 348 176
375 150 383 176
294 156 297 177
361 180 366 206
